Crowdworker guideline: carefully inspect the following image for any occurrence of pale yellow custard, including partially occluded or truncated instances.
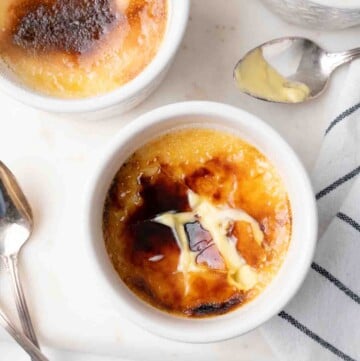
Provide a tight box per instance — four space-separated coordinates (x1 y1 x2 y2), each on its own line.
235 48 310 103
0 0 167 98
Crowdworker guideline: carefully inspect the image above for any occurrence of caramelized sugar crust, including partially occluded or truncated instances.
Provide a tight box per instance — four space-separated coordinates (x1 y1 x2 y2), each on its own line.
103 128 292 317
0 0 167 98
12 0 118 54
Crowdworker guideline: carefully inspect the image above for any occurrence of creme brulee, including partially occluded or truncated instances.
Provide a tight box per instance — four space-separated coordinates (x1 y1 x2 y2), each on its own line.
0 0 167 98
103 128 292 317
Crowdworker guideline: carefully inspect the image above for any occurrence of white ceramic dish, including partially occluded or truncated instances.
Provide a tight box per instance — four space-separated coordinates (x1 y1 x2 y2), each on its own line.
0 0 189 114
261 0 360 29
84 101 318 343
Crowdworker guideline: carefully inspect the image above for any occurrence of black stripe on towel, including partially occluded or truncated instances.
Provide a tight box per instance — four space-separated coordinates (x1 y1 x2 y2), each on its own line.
278 311 356 361
325 102 360 135
311 262 360 305
316 166 360 200
337 212 360 233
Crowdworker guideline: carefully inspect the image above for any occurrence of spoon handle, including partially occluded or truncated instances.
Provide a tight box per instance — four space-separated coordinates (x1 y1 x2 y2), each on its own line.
5 255 40 349
0 308 48 361
327 48 360 70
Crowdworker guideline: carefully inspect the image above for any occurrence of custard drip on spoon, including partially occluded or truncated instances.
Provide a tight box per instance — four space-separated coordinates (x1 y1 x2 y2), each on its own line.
234 48 310 103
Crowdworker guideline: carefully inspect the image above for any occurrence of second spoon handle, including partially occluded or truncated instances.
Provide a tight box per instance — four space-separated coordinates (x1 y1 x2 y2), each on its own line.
0 308 48 361
5 255 40 349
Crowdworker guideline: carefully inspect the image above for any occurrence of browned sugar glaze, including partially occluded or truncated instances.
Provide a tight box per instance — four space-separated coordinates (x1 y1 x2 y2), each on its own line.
11 0 118 54
6 0 157 54
103 129 292 317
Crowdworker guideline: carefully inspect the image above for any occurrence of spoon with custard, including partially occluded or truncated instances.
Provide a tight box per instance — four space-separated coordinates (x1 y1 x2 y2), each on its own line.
233 37 360 104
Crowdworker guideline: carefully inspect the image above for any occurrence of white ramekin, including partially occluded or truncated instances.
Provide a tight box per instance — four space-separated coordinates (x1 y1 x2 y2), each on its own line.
0 0 189 114
83 101 318 343
261 0 360 29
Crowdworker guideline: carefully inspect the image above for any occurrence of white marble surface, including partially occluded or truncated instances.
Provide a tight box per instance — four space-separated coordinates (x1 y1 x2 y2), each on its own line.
1 0 360 360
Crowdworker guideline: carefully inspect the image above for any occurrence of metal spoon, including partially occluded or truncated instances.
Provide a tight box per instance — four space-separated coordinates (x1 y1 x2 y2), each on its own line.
0 308 48 361
233 37 360 103
0 161 40 357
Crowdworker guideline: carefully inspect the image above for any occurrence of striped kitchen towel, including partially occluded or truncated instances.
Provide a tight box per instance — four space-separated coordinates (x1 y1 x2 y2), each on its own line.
261 60 360 361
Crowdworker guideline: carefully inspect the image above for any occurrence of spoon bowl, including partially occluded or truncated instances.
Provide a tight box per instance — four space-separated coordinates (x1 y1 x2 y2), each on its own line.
0 161 40 355
0 161 33 255
234 37 360 104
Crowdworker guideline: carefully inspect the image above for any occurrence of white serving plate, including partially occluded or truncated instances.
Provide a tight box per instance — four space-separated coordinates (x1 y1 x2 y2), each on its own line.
261 0 360 29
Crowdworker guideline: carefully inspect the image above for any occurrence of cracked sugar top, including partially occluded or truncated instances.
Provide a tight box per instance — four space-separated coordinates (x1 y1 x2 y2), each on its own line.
0 0 167 98
103 127 292 318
